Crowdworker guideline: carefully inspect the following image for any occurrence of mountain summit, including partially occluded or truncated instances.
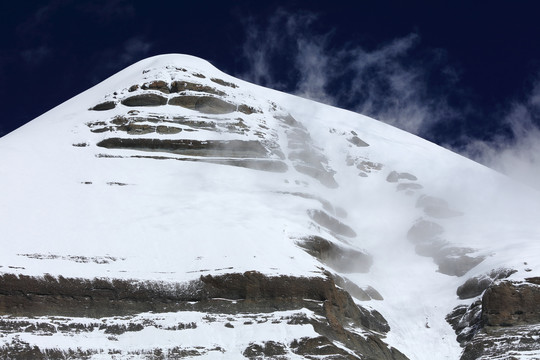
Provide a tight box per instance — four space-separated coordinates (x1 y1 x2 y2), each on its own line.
1 54 540 359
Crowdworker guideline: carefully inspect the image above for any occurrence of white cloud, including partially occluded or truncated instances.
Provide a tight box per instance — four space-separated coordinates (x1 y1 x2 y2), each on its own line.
239 9 540 191
119 37 152 66
457 79 540 191
239 10 457 136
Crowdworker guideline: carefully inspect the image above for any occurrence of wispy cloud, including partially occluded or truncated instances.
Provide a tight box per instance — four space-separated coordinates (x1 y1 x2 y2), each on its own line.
456 77 540 190
119 37 152 67
239 9 540 190
239 10 458 136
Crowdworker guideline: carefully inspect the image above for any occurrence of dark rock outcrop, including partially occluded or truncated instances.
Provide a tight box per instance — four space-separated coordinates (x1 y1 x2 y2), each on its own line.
386 171 417 183
169 95 236 114
121 93 168 107
97 138 269 158
141 80 170 93
407 220 444 243
332 274 382 301
243 341 287 359
280 114 339 188
434 248 485 277
170 81 225 96
457 268 517 299
210 77 238 88
307 210 357 238
294 164 339 188
446 299 483 344
122 154 288 173
90 101 116 111
448 278 540 359
237 104 259 115
407 219 484 276
0 272 407 360
297 236 372 273
348 135 369 147
482 278 540 326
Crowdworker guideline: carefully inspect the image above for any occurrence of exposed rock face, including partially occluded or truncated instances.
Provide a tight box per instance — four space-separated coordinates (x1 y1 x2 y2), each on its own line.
333 274 383 301
210 77 238 88
482 278 540 326
169 95 237 114
121 93 168 106
243 341 287 359
448 278 540 359
407 219 484 276
307 210 357 238
297 235 372 273
457 268 517 299
435 248 484 277
280 114 339 188
460 325 540 360
97 138 269 158
446 299 483 344
0 272 408 360
170 80 225 96
348 135 369 147
386 171 417 182
346 155 383 177
141 80 170 93
237 104 259 114
90 100 116 111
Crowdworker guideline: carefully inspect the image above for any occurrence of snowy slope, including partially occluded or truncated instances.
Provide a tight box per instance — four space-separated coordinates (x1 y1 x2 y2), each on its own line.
1 54 540 359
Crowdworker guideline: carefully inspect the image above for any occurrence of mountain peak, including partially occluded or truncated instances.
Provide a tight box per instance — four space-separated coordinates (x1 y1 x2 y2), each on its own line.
1 55 540 359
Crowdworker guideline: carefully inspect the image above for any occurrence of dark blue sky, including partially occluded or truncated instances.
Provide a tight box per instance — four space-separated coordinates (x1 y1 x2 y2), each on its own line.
2 0 540 183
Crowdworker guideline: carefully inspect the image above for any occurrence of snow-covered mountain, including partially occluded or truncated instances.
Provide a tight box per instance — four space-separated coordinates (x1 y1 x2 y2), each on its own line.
1 54 540 359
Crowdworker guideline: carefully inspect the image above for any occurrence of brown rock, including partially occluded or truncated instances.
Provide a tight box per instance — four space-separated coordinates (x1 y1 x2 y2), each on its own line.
237 104 260 115
141 80 170 93
90 101 116 111
170 81 225 96
457 268 517 300
307 210 357 238
482 280 540 326
121 93 168 107
0 271 406 360
210 77 238 88
96 138 268 158
169 95 236 114
297 235 372 273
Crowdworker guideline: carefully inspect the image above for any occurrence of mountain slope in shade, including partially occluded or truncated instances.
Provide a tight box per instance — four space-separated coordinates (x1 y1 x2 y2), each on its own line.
1 54 540 359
